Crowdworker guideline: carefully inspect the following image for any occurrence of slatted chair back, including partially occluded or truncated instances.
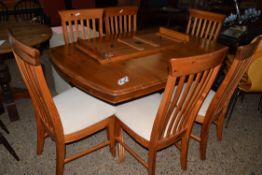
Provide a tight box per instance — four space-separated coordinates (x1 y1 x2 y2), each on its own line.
204 37 262 133
59 9 103 44
153 48 228 147
104 6 138 35
14 0 46 23
0 1 8 23
186 9 225 42
115 47 228 174
192 37 262 161
8 30 63 142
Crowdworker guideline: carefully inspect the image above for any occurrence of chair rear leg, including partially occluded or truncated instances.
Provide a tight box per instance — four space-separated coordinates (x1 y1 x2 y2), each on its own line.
36 115 45 155
180 136 189 170
0 132 19 161
225 88 240 128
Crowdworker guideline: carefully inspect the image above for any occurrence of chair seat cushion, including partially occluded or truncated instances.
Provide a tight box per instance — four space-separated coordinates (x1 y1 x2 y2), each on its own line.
116 93 162 140
54 87 116 135
198 90 216 116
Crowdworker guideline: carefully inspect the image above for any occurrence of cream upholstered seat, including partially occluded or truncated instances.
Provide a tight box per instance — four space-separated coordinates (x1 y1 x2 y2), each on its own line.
116 93 161 140
54 87 115 135
115 47 228 175
9 30 116 175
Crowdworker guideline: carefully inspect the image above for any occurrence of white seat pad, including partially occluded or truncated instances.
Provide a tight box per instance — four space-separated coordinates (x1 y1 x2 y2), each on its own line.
116 93 162 140
198 90 216 116
54 87 116 135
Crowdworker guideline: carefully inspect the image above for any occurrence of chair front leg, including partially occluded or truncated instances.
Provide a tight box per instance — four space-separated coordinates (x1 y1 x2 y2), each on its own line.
56 143 65 175
108 116 116 157
148 148 157 175
115 120 125 161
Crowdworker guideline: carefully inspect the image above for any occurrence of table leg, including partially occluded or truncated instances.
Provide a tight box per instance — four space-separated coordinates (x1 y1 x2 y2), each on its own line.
0 64 20 121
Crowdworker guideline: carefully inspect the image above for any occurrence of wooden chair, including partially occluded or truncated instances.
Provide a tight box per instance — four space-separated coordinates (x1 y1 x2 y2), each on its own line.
13 0 48 24
192 37 261 160
104 6 138 35
225 35 262 126
8 31 116 175
186 9 225 42
115 47 228 174
59 9 103 44
0 1 8 23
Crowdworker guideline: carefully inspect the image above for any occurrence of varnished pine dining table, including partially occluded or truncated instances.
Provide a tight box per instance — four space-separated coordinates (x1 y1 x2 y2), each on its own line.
48 28 225 104
0 22 52 121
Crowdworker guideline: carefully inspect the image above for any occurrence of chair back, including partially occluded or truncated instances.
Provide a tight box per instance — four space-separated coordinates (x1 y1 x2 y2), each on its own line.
0 1 8 23
241 35 262 91
14 0 46 23
204 37 261 126
8 30 64 142
104 6 138 35
186 9 225 42
59 9 103 44
152 47 228 145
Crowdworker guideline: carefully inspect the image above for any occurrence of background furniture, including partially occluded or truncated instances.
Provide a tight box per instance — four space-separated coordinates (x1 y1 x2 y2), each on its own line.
115 47 227 174
0 22 51 121
59 8 103 44
104 6 138 35
0 1 9 23
13 0 49 24
186 8 225 41
9 31 116 175
192 37 260 160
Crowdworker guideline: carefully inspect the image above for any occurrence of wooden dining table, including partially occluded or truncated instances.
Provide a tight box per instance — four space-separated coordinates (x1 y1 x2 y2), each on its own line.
48 28 225 104
0 22 52 121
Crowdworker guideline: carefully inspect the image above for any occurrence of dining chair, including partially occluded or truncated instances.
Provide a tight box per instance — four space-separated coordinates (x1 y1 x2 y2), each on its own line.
186 8 225 42
13 0 47 24
192 37 261 160
104 6 138 35
225 35 262 127
59 8 104 44
0 1 9 23
8 30 116 175
115 47 228 174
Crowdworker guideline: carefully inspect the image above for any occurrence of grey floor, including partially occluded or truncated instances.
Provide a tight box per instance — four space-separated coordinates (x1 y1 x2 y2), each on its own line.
0 50 262 175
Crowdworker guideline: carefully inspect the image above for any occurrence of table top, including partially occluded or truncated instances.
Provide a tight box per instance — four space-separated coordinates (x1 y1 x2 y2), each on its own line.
49 31 225 104
0 22 52 54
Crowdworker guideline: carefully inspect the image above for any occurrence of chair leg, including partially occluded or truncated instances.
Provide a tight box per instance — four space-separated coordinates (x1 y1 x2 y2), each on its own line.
0 119 9 133
108 116 116 157
56 143 65 175
0 132 20 161
217 111 226 141
115 120 125 161
180 136 188 170
225 88 240 128
258 94 262 112
148 149 157 175
35 114 45 155
199 128 209 161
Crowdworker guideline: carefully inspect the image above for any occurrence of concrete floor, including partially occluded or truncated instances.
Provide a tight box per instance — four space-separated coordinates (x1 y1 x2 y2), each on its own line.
0 50 262 175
